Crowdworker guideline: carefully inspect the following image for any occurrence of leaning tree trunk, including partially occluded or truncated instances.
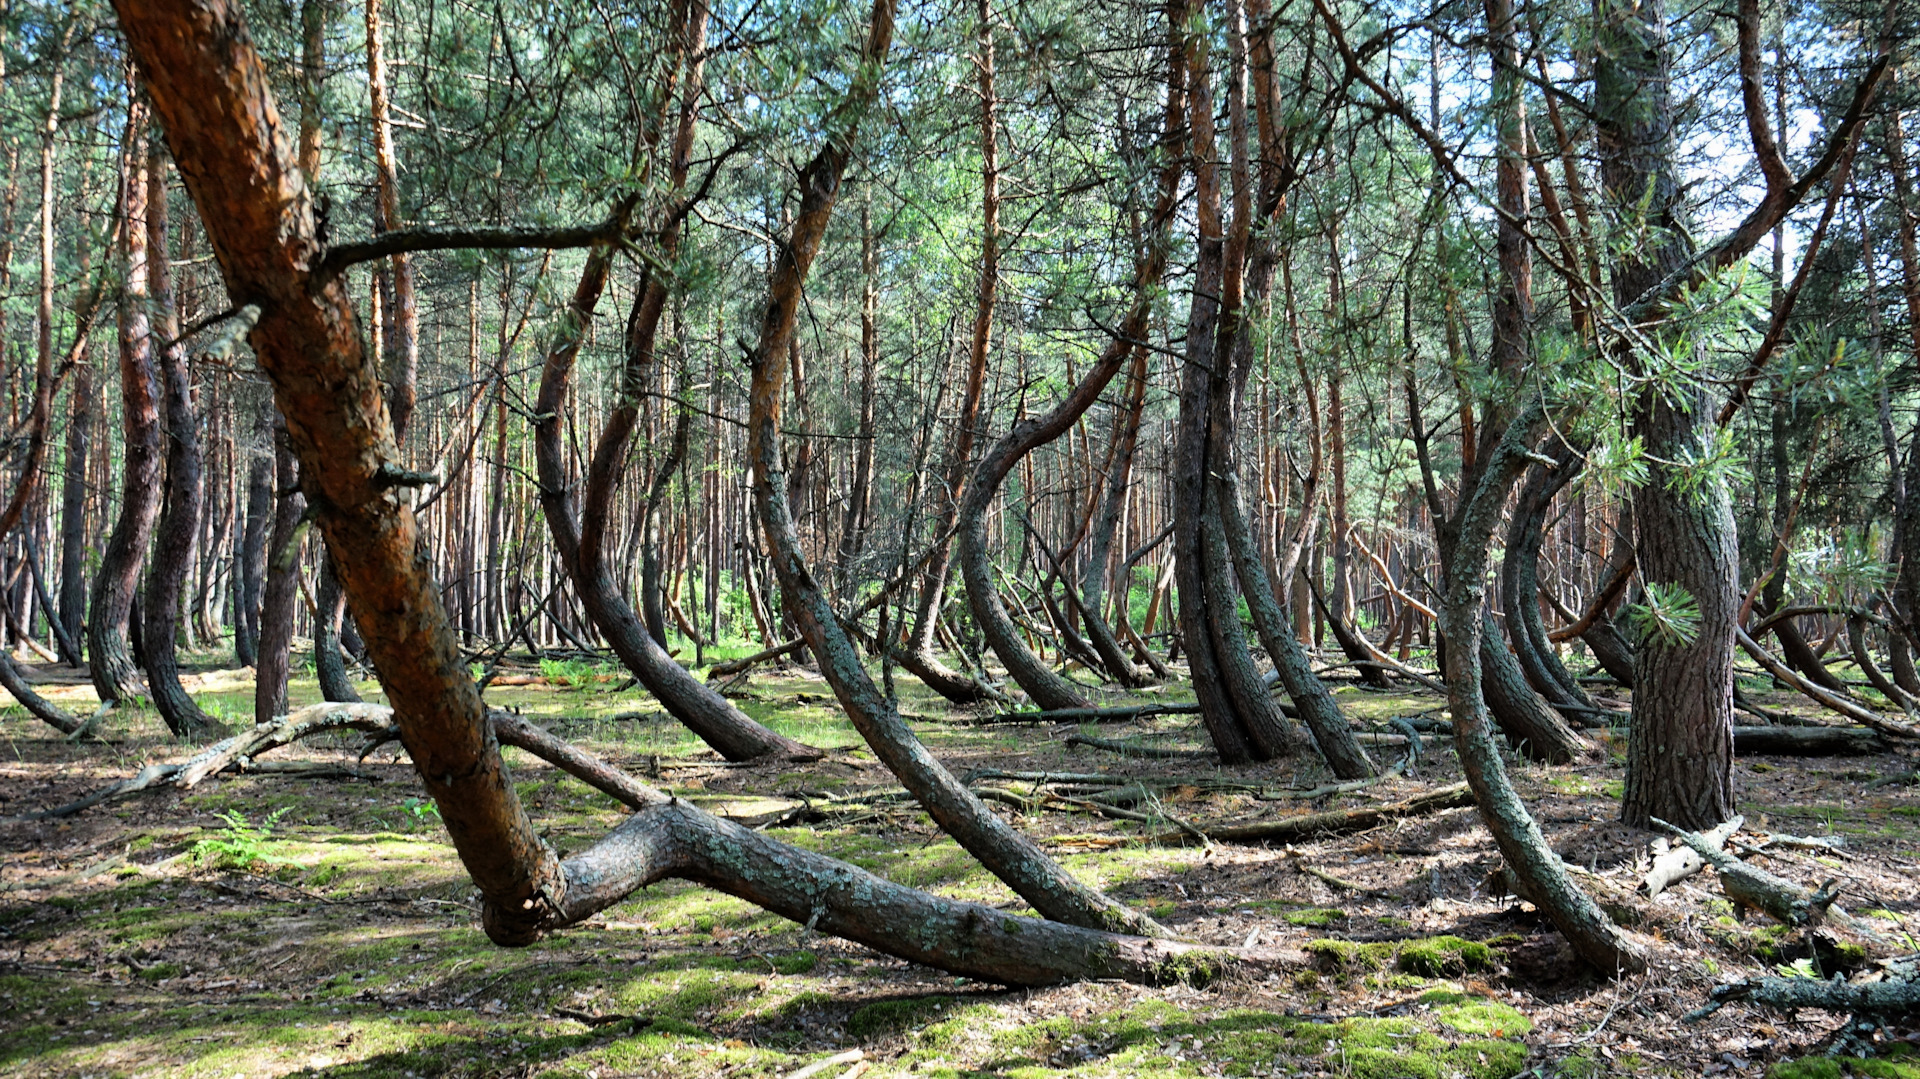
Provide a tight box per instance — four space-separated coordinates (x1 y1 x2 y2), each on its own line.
529 8 820 765
741 0 1163 939
89 97 164 705
140 143 222 739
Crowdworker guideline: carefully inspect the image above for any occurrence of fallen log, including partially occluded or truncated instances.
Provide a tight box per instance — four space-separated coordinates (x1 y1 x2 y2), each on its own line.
707 638 807 679
1694 971 1920 1023
1063 734 1213 759
1642 816 1742 899
1652 817 1842 927
1136 782 1473 848
970 703 1204 725
1734 725 1890 756
1737 628 1920 740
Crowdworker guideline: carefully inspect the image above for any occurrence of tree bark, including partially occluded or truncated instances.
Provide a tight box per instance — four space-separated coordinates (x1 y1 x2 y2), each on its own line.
58 359 90 665
234 410 273 668
89 95 163 705
314 553 362 702
1599 0 1735 832
254 418 304 724
140 142 222 738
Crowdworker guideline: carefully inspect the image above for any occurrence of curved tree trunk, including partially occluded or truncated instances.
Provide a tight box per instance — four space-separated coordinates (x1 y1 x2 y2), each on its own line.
741 0 1163 939
1172 0 1302 765
89 100 163 705
529 7 818 764
1438 421 1649 976
314 553 362 703
0 649 83 734
140 143 222 739
1501 450 1595 714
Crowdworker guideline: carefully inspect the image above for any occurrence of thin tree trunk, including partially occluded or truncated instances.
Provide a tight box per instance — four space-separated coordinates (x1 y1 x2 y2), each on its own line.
140 141 221 738
58 359 90 664
89 95 163 705
255 417 304 723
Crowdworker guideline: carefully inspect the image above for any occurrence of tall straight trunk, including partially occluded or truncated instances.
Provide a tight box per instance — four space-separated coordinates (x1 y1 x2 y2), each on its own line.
235 406 273 668
1599 0 1734 831
89 96 164 705
837 195 880 585
255 418 304 723
140 143 221 738
1883 109 1920 694
743 0 1162 939
533 5 820 762
57 359 90 660
366 0 417 438
908 0 998 663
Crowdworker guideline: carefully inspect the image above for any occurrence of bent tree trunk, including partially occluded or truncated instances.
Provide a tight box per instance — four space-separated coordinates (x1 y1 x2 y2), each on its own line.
118 0 1215 986
1500 448 1595 713
741 0 1163 939
314 553 363 703
1171 0 1302 764
89 101 163 705
528 8 819 764
141 144 222 739
1434 427 1648 975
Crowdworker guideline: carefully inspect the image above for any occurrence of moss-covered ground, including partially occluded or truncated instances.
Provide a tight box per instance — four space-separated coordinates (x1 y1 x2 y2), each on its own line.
3 648 1917 1076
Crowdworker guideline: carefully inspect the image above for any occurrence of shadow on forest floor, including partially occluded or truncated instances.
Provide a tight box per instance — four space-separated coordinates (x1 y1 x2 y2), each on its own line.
3 647 1919 1077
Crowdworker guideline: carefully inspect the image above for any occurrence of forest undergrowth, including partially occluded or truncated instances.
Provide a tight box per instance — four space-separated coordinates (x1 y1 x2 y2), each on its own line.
3 654 1919 1079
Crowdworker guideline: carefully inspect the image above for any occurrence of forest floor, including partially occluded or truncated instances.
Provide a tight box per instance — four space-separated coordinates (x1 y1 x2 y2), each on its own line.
2 650 1920 1078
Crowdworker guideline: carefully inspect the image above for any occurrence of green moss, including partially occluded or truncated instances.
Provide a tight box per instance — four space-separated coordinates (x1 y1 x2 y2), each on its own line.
848 995 956 1039
1307 938 1390 972
771 950 817 975
1308 935 1495 978
137 961 184 982
1284 907 1346 927
1769 1055 1920 1079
